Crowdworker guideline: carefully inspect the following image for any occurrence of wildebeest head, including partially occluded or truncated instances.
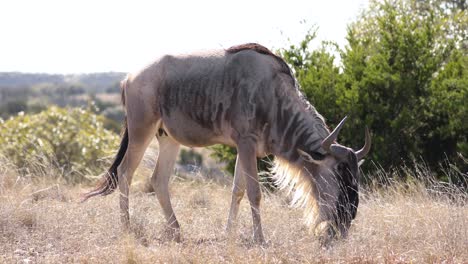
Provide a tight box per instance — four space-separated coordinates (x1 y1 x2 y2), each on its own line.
297 116 371 245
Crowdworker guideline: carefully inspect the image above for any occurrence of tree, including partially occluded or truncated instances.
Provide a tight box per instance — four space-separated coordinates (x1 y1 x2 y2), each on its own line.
280 28 344 126
340 0 467 173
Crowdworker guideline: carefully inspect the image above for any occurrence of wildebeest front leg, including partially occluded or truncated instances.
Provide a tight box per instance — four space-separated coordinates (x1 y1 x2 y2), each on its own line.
151 136 181 242
237 138 265 244
226 154 246 233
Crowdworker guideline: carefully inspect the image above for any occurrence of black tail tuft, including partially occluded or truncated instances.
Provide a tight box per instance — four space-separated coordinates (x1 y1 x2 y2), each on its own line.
81 119 128 202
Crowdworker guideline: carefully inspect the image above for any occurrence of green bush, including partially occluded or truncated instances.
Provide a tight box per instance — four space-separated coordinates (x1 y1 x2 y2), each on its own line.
338 0 466 173
179 149 203 166
210 145 237 175
0 106 119 182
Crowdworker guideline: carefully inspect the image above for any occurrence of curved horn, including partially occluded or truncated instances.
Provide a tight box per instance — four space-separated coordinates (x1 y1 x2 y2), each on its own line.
355 127 371 160
322 116 348 152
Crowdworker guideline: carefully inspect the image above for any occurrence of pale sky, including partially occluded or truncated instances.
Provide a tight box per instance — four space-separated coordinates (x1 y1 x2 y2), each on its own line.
0 0 368 74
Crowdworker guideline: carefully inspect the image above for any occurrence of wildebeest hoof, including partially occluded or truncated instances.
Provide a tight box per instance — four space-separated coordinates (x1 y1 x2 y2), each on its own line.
253 236 267 247
315 221 336 247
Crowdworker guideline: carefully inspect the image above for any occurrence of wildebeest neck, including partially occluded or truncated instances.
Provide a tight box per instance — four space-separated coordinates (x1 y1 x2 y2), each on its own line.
268 96 330 163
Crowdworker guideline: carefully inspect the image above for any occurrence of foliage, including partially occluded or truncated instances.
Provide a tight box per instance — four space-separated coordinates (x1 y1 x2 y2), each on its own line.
0 72 125 92
339 0 467 173
278 0 467 179
209 145 272 178
281 28 344 126
425 49 467 173
0 99 28 118
0 72 125 120
179 149 203 167
0 106 119 182
87 95 124 133
210 145 237 175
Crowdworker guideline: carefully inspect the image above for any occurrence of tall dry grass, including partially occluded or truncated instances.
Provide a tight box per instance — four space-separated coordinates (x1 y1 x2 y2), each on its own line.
0 154 467 263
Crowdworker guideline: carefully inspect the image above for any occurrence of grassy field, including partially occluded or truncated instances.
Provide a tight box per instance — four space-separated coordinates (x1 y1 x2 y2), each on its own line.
0 160 467 263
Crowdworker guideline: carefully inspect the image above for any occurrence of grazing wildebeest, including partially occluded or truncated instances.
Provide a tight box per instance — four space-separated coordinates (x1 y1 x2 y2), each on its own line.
83 43 370 245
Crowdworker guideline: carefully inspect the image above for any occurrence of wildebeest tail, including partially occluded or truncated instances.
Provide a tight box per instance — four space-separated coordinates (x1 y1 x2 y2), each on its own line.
81 121 128 202
81 77 130 202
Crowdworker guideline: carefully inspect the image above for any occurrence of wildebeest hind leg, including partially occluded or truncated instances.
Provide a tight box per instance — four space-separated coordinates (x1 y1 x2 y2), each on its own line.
151 136 181 242
118 122 158 229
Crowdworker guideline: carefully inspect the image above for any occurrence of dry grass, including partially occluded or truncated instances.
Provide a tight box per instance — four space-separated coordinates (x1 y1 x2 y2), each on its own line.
0 163 467 263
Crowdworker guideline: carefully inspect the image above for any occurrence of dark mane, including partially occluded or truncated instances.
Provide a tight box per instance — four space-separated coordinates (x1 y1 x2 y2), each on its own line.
227 43 297 87
226 43 277 57
226 43 290 73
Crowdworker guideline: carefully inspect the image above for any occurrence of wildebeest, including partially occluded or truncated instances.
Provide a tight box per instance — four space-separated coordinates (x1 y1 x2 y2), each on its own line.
83 43 370 245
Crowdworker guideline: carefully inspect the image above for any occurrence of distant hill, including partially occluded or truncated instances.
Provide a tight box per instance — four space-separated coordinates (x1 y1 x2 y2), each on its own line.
0 72 126 93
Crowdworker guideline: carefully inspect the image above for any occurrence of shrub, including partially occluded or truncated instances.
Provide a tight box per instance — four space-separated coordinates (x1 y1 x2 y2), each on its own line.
179 149 203 167
0 106 119 182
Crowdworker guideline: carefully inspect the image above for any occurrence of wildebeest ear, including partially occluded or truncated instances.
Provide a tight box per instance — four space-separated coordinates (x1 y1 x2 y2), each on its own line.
358 159 365 167
297 149 321 165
